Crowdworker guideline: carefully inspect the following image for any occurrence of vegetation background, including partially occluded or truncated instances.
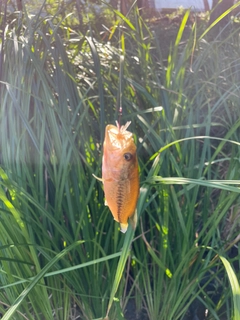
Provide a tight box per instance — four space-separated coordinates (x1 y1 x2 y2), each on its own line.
0 0 240 319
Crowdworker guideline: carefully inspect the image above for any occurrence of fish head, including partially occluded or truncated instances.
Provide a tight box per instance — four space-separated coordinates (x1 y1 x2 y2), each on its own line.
103 121 137 172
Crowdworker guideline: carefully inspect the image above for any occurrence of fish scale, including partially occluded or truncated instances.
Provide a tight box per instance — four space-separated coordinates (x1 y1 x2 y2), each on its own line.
117 181 124 221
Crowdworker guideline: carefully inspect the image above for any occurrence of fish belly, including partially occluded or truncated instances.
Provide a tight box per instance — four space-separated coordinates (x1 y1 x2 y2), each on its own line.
103 173 139 227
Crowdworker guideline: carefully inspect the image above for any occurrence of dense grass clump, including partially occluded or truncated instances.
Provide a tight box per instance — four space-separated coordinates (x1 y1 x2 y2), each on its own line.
0 1 240 319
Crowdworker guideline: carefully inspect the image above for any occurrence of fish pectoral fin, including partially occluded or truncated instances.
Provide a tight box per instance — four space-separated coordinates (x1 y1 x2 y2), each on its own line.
92 173 103 182
129 209 138 230
104 199 108 206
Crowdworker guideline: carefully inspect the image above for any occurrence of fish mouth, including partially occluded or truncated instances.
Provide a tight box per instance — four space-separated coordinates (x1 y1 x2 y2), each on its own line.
105 123 134 151
115 121 131 133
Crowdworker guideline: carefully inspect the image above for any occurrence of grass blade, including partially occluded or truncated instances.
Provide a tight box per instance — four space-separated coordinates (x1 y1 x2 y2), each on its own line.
219 256 240 320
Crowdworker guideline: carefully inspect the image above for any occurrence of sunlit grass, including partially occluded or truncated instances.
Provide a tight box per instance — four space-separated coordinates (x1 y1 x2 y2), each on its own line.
0 1 240 319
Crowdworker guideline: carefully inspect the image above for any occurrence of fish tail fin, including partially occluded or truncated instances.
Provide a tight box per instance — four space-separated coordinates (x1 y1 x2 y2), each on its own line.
120 223 128 233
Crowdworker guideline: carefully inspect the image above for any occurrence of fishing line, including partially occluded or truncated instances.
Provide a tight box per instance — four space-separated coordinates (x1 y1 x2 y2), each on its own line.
117 55 124 127
116 0 126 127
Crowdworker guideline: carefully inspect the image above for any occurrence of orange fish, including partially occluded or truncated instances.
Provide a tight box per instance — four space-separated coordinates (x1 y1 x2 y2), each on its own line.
101 121 139 233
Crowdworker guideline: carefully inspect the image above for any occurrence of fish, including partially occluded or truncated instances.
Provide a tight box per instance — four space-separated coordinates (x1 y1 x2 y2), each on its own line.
101 121 139 233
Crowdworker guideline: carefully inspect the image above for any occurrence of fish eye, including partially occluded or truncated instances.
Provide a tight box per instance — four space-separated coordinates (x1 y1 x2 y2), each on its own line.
124 153 133 161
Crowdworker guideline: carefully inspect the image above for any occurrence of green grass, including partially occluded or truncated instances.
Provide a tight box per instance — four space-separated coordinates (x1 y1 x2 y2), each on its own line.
0 1 240 319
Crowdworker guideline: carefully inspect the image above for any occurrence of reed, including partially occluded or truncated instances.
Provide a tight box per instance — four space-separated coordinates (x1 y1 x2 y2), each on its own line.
0 1 240 319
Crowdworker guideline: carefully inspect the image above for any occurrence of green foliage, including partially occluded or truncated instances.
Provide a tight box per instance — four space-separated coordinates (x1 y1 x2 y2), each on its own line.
220 256 240 320
0 1 240 320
